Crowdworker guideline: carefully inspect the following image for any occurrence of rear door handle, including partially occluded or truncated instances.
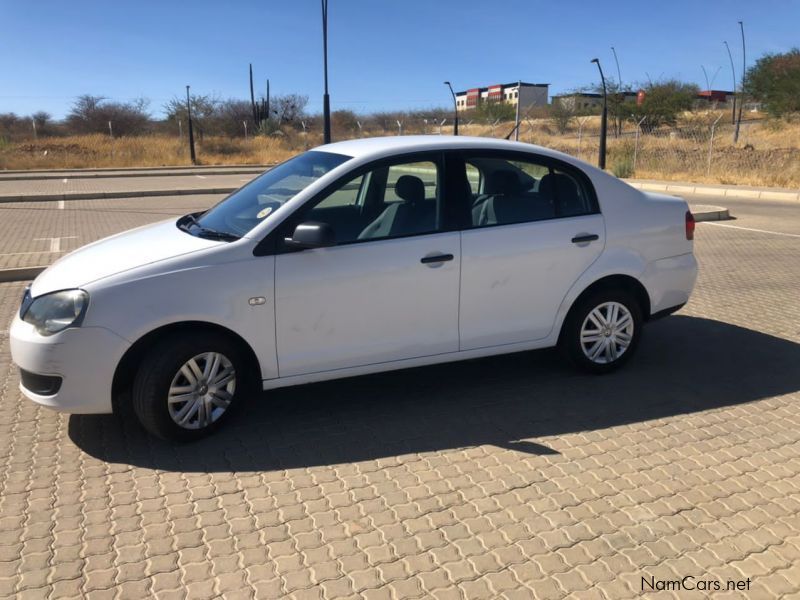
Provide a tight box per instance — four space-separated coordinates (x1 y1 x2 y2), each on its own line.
571 234 599 244
420 253 454 264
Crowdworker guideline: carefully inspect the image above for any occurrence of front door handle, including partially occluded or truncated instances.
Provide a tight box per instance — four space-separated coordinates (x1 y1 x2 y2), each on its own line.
571 234 599 244
420 253 454 264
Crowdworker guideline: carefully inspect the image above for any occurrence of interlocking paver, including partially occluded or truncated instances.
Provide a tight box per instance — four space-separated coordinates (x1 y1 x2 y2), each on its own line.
1 203 800 599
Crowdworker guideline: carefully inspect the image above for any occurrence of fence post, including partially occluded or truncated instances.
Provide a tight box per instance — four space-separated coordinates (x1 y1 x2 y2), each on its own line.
632 116 646 172
577 117 589 160
707 114 723 176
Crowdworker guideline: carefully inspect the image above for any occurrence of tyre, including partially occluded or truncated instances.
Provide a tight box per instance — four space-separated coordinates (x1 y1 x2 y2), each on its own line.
132 332 249 441
559 289 643 374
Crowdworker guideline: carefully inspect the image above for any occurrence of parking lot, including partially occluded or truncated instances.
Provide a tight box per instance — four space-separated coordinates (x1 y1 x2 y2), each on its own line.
0 192 799 598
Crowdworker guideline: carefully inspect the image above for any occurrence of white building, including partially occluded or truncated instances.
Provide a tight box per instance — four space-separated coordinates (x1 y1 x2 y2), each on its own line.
455 82 549 111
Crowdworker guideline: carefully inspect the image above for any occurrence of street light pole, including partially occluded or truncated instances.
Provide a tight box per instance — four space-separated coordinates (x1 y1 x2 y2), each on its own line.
610 46 622 87
591 58 608 170
610 46 622 137
724 41 737 125
734 20 746 144
513 80 521 141
321 0 331 144
186 85 196 165
443 81 459 135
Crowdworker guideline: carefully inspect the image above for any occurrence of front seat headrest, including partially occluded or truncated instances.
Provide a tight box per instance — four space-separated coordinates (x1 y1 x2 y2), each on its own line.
395 175 425 203
485 170 522 196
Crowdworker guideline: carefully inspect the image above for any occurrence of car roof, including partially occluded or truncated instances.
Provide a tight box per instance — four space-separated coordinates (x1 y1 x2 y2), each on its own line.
317 135 574 163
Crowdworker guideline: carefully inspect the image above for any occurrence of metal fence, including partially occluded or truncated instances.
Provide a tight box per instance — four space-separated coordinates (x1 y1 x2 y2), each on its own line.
330 115 799 188
512 117 800 188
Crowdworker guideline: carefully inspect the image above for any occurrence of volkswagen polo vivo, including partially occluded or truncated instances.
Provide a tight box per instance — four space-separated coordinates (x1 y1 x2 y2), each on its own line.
11 136 697 440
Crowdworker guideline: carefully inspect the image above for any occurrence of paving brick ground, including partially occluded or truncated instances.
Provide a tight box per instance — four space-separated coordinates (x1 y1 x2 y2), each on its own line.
0 203 799 598
0 195 223 269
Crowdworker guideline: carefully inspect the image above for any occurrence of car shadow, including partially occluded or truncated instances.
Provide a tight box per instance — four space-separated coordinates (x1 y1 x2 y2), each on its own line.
69 316 800 472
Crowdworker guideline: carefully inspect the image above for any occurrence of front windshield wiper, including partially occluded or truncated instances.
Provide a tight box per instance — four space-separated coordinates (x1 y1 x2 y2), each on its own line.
179 214 241 241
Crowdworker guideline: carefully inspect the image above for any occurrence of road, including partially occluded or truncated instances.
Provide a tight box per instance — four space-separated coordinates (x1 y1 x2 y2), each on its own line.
0 193 798 598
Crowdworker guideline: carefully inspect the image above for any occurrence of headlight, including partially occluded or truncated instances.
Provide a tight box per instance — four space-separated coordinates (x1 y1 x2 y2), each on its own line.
22 289 89 336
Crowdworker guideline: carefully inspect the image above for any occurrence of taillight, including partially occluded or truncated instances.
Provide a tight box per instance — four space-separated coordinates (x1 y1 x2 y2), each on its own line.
685 210 695 240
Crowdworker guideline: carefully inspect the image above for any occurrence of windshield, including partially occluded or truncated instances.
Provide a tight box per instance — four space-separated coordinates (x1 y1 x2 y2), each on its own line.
194 150 352 237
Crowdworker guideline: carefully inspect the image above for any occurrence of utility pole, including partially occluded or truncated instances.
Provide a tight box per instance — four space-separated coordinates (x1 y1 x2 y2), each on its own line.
734 21 746 143
724 41 737 125
321 0 331 144
186 85 197 165
591 58 608 170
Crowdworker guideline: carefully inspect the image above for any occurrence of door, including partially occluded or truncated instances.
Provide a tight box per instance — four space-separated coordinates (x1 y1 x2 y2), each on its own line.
457 153 605 350
274 155 461 377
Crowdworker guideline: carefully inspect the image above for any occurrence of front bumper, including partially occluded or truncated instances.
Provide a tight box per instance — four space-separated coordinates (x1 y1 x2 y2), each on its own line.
9 315 130 414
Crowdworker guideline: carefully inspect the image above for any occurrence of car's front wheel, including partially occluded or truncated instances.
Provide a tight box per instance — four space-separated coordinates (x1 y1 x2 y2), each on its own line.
132 332 248 441
560 289 643 374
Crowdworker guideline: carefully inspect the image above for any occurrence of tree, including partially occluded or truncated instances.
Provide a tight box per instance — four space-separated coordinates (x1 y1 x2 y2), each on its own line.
745 48 800 117
271 94 308 125
216 99 253 137
473 99 516 122
66 95 151 136
0 113 22 139
163 94 219 139
631 80 699 129
583 78 635 136
549 102 575 134
331 109 359 135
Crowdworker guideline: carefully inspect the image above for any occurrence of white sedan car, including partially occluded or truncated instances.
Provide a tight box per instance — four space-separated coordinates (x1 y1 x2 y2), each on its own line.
11 136 697 440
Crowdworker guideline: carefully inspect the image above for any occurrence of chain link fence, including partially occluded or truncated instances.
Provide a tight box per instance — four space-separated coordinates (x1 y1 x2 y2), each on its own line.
510 116 800 188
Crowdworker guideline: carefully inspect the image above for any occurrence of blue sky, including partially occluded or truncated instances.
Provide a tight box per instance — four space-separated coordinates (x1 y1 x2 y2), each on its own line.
2 0 798 119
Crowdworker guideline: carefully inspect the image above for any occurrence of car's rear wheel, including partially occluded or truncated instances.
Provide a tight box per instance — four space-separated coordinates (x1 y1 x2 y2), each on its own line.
132 332 248 441
560 289 643 374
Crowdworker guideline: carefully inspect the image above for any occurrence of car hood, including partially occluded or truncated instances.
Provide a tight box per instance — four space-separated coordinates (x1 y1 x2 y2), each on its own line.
31 218 222 297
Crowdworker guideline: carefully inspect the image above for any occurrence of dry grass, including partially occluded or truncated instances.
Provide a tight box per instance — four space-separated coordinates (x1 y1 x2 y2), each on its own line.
0 134 295 170
2 114 799 188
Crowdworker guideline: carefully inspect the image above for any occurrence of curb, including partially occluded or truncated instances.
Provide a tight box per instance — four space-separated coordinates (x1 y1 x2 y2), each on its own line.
0 266 46 283
689 205 731 222
627 181 800 202
0 188 238 203
0 168 266 182
0 164 271 175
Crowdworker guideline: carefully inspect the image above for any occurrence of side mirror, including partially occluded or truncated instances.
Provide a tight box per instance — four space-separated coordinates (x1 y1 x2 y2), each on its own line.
285 221 336 249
